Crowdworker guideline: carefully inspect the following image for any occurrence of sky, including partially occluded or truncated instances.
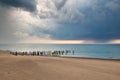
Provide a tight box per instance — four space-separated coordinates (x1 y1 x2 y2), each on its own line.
0 0 120 44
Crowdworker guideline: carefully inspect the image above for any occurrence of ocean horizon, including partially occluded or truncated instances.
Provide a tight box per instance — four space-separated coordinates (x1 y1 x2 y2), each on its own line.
0 44 120 59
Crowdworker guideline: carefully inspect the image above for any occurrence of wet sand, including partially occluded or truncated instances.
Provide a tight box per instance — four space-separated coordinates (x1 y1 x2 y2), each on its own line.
0 51 120 80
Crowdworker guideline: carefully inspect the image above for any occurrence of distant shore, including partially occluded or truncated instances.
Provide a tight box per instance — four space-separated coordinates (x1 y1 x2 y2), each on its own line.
0 50 120 80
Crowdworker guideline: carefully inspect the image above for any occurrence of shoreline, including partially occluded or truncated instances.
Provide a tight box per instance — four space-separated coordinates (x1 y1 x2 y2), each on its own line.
60 56 120 61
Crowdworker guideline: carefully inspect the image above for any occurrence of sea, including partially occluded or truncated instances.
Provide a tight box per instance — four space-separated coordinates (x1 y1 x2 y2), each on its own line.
0 44 120 59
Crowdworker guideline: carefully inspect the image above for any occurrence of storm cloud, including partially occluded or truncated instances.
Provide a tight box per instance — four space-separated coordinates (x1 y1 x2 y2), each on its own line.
0 0 120 43
0 0 36 12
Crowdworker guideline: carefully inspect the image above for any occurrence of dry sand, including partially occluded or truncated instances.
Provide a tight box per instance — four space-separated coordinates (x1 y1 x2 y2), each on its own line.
0 51 120 80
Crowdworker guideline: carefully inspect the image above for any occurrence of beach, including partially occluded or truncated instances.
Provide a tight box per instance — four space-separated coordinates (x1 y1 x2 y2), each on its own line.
0 50 120 80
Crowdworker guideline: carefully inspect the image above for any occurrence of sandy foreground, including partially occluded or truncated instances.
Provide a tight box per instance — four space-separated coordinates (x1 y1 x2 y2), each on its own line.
0 51 120 80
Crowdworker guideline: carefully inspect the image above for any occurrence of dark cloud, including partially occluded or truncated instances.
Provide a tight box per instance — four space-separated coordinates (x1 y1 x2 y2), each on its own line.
0 0 120 43
50 23 120 42
0 0 36 12
44 0 120 42
49 10 120 42
54 0 68 10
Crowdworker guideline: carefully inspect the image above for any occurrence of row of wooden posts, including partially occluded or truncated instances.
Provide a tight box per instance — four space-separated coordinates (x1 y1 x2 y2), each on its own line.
10 50 74 56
